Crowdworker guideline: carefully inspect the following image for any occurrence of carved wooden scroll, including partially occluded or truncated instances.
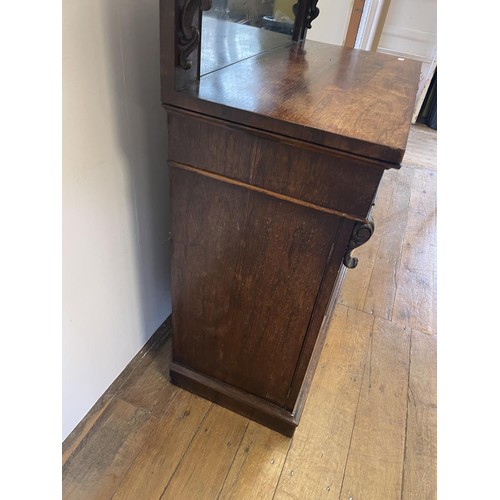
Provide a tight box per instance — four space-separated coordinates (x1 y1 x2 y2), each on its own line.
343 218 375 269
305 0 320 29
292 0 320 42
178 0 212 70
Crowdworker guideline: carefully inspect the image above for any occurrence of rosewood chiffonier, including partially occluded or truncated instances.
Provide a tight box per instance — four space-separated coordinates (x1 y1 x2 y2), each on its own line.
160 0 420 436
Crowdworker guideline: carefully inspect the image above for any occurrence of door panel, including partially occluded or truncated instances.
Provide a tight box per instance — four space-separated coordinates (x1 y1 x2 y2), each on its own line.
170 166 340 406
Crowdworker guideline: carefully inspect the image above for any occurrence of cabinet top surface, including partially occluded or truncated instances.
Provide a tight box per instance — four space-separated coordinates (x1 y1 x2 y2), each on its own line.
166 21 421 164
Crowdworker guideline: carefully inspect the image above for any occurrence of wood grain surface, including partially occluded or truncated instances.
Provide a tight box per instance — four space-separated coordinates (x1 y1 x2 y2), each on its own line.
401 330 437 499
112 390 211 499
62 398 156 500
218 422 292 499
168 110 385 219
274 305 375 499
165 22 420 163
170 165 340 406
339 318 411 500
159 405 249 499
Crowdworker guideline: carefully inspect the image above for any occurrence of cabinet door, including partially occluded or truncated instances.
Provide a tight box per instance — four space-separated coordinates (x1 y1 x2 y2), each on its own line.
170 166 341 406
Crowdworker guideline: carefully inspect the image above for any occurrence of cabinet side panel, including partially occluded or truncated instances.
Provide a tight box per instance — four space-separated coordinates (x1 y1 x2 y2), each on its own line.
170 166 340 406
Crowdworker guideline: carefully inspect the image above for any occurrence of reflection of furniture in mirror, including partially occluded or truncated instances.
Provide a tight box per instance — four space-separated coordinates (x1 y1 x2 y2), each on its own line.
200 16 292 75
160 0 420 436
207 0 282 26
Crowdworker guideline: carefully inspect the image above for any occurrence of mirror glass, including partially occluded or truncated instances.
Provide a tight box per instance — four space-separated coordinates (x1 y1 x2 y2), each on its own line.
201 0 298 75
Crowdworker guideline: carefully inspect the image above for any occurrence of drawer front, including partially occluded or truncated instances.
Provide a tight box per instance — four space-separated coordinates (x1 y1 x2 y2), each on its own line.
167 111 385 219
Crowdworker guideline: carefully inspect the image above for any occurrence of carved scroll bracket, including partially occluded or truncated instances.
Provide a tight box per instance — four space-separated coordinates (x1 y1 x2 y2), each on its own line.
292 0 320 42
343 218 375 269
178 0 212 70
306 0 320 29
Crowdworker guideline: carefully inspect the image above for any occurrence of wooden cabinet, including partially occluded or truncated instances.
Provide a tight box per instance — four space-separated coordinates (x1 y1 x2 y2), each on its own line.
160 1 420 436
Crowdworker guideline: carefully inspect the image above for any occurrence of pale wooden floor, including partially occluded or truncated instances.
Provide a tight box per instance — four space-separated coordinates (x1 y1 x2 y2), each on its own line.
62 124 437 500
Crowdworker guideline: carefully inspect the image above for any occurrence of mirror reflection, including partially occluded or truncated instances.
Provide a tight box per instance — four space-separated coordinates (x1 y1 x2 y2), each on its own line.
201 0 298 76
207 0 296 33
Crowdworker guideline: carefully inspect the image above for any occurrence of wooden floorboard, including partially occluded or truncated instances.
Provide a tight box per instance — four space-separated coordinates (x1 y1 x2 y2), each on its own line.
273 305 374 499
112 389 212 500
62 124 437 499
401 329 437 500
160 405 249 499
362 166 413 321
62 398 158 500
338 318 411 500
218 422 292 500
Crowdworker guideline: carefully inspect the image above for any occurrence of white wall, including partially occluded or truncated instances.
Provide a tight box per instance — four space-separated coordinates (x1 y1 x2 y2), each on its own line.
306 0 352 46
62 0 172 440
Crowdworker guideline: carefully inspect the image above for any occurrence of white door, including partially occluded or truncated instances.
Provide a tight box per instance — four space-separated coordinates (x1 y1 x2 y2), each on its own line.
356 0 437 121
